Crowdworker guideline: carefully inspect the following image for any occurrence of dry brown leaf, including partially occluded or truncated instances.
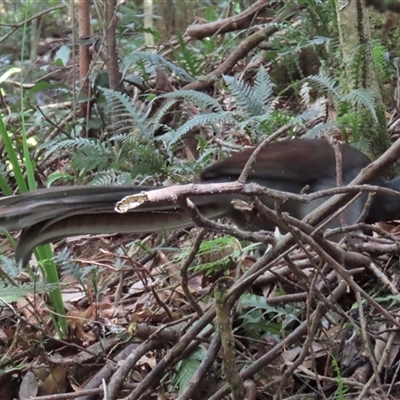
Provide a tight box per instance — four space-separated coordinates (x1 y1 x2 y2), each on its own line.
40 365 68 395
0 328 9 344
67 305 94 328
375 324 400 368
17 296 48 325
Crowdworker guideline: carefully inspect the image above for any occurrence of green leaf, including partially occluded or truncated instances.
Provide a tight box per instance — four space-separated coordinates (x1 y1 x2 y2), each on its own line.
54 45 71 67
46 172 76 187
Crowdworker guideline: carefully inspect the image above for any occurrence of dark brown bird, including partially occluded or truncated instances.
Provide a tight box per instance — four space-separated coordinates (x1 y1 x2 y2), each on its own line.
0 138 399 266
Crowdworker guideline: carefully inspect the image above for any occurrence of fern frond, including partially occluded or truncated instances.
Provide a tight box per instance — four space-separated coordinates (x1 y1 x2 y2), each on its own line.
372 40 390 81
71 141 115 175
160 90 223 112
348 45 365 87
300 82 312 106
41 137 98 157
238 113 275 131
253 67 276 108
224 74 260 116
1 255 23 277
90 171 133 186
151 99 179 128
126 143 167 179
224 68 277 116
123 51 194 82
176 32 204 77
159 112 233 145
304 121 341 138
171 348 206 394
100 88 153 138
0 281 60 303
223 75 255 115
341 88 377 122
307 74 339 97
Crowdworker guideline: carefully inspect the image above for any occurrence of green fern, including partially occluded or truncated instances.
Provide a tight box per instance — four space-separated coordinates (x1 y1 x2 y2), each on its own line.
238 294 300 339
160 90 223 112
171 348 206 394
122 51 194 83
332 357 349 399
71 142 115 175
348 44 369 89
149 68 282 148
337 111 375 149
224 67 276 117
306 74 339 97
176 32 204 77
99 88 154 138
39 87 171 182
305 121 341 138
342 88 377 122
0 255 23 278
42 131 168 183
305 73 378 141
238 113 276 131
372 40 391 82
253 67 276 108
0 256 60 302
90 171 133 186
150 99 179 131
0 282 60 303
158 111 234 146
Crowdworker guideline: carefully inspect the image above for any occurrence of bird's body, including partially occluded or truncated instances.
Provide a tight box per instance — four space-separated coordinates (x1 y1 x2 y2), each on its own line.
1 138 399 266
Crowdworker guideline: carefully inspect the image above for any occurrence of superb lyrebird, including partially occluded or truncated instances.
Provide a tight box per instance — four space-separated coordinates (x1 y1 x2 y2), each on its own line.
1 138 399 266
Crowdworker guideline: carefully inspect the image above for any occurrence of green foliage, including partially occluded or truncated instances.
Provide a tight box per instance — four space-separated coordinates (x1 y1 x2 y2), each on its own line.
174 235 260 276
238 294 300 340
159 111 234 147
0 255 23 278
0 2 398 397
304 74 378 146
40 86 171 183
122 51 194 83
59 253 105 299
38 66 295 184
171 348 206 393
0 111 67 337
100 88 154 137
342 89 378 122
0 160 12 196
306 74 339 97
372 40 392 82
160 90 223 112
373 293 400 307
224 67 276 117
0 256 60 303
296 0 337 36
176 33 205 77
43 134 168 183
158 67 288 147
263 0 335 86
177 236 239 275
332 357 349 399
0 282 60 303
155 90 228 145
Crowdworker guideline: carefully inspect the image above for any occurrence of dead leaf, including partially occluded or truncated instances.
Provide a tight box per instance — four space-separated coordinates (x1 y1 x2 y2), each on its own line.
19 371 38 400
40 365 68 395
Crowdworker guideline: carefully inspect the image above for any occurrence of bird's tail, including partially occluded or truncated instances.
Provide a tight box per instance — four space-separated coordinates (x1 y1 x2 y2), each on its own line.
0 185 227 266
